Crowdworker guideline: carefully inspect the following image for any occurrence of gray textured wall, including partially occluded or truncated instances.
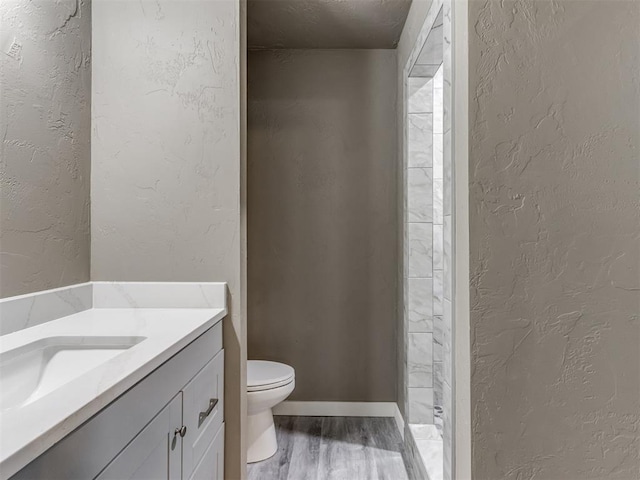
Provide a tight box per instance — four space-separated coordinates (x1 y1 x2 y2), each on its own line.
469 1 640 478
248 49 398 402
0 0 91 298
91 1 246 476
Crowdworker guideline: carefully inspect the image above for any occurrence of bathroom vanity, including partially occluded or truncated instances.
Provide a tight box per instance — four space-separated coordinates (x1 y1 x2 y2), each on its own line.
0 282 227 480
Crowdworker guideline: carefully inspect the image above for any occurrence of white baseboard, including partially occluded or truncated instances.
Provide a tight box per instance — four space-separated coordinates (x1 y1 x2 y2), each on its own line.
273 401 400 418
273 401 404 440
273 401 405 439
393 403 405 440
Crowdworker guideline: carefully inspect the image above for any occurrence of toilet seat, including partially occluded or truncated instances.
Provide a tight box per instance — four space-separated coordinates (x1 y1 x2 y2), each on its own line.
247 360 295 392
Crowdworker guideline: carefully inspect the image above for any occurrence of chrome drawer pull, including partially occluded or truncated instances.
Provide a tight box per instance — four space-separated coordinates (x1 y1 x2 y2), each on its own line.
198 398 218 427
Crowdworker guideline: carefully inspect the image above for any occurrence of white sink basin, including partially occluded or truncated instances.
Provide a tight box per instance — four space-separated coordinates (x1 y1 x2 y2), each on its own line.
0 336 145 410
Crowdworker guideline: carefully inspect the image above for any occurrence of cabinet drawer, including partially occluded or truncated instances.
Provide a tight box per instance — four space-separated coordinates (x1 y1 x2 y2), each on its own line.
188 424 224 480
182 350 224 478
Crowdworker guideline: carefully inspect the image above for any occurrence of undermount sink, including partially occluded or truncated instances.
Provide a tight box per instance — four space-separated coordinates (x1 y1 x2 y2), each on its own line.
0 336 145 410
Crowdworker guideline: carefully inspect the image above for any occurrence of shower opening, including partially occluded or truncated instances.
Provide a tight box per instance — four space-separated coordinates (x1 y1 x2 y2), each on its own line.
402 5 452 480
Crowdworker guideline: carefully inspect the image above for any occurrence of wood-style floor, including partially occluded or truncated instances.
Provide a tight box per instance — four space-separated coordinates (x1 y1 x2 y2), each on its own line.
247 416 410 480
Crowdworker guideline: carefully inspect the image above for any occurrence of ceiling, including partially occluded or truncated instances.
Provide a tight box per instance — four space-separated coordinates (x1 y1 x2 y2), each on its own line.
248 0 413 49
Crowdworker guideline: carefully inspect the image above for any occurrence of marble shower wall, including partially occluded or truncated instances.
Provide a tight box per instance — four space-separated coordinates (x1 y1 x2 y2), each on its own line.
442 1 453 477
406 76 435 425
399 1 454 478
401 2 454 478
405 31 449 435
432 65 444 427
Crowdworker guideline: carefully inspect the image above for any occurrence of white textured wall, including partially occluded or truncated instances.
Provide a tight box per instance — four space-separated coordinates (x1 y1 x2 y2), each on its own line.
0 0 91 298
470 1 640 478
91 1 246 477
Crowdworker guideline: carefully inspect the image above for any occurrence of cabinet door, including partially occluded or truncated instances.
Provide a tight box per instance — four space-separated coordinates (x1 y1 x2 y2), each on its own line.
95 393 183 480
188 424 225 480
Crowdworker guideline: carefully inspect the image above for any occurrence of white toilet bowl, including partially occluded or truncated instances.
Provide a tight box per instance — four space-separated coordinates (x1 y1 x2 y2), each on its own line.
246 360 295 463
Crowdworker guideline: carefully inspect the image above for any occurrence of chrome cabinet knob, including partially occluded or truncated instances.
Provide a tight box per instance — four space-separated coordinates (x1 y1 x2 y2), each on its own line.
171 425 187 450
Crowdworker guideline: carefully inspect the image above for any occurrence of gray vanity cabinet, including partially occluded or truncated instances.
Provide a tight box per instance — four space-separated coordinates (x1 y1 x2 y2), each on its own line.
11 322 224 480
96 349 225 480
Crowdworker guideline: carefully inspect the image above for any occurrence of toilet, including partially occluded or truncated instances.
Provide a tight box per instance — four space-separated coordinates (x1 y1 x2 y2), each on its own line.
246 360 295 463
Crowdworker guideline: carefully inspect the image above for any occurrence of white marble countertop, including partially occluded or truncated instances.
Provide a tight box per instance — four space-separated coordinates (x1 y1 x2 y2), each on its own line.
0 306 225 478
